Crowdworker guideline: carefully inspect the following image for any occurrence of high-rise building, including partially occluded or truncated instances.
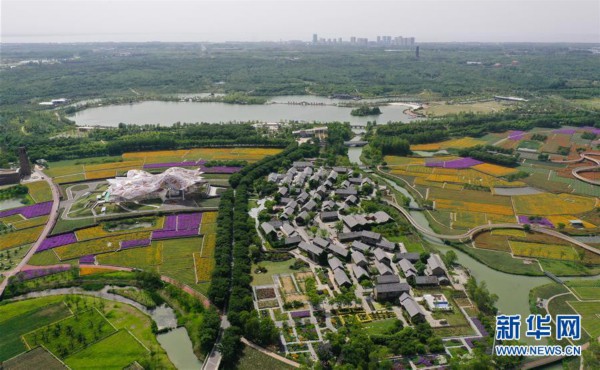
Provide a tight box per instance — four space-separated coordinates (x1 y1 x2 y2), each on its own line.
312 34 318 43
350 36 356 44
376 36 381 43
18 146 31 178
416 46 420 59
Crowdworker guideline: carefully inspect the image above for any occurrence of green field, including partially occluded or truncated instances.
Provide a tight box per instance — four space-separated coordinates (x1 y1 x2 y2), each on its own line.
64 330 148 370
251 260 308 286
568 301 600 338
24 308 116 358
565 280 600 300
233 343 295 370
0 299 70 361
517 140 541 150
458 246 544 276
24 181 53 203
362 318 398 335
538 259 600 276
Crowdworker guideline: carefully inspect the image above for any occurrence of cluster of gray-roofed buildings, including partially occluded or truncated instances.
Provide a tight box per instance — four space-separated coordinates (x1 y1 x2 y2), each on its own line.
257 160 454 323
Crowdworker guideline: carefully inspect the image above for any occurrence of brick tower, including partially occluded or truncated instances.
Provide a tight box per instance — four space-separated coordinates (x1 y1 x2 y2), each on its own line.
18 146 31 178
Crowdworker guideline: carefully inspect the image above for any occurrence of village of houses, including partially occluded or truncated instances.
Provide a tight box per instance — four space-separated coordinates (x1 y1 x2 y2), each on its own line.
250 161 488 363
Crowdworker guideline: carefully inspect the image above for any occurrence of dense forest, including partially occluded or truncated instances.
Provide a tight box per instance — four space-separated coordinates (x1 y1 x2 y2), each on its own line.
2 43 600 107
373 110 600 146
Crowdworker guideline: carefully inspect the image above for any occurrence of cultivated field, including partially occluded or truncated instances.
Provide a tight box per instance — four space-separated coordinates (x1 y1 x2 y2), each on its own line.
25 181 53 203
568 301 600 338
0 226 44 251
513 193 597 216
409 137 486 151
54 231 152 260
509 241 578 261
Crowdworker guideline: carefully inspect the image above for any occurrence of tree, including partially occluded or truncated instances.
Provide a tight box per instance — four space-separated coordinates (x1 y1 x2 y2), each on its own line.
218 328 242 366
444 250 458 267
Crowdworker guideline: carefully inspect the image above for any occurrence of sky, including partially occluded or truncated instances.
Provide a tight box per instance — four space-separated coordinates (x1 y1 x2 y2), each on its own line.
1 0 599 43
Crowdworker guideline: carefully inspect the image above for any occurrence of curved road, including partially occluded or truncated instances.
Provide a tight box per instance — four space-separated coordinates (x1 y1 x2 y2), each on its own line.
552 151 600 186
0 169 61 297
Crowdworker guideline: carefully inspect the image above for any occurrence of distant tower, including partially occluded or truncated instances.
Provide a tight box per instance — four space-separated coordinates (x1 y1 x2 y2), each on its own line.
312 34 318 43
18 147 31 178
416 46 420 59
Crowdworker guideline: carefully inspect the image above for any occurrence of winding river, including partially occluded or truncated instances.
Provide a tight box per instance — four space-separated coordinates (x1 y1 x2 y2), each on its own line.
68 95 416 127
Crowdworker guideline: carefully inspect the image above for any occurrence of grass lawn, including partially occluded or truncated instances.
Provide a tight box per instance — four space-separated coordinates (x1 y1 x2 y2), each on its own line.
457 245 544 276
108 287 157 308
64 330 148 370
0 244 33 270
51 215 97 235
28 249 78 267
568 301 600 338
362 318 398 335
0 298 71 361
518 140 542 150
565 280 600 300
233 343 295 370
387 235 425 253
539 259 600 276
25 181 53 203
251 260 308 286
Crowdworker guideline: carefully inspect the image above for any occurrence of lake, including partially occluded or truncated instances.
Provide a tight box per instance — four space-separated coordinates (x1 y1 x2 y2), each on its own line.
69 95 416 127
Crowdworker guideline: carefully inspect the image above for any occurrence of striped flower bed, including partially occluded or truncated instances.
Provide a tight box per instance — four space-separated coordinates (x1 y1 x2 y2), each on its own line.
142 161 241 174
79 255 96 264
120 239 151 249
0 201 53 219
517 215 554 228
508 130 526 140
553 128 576 135
37 232 78 252
177 213 202 230
17 265 71 280
426 157 483 169
152 229 199 240
290 310 311 319
470 317 489 337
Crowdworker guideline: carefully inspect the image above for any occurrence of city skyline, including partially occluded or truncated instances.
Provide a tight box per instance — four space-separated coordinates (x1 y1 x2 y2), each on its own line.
1 0 598 43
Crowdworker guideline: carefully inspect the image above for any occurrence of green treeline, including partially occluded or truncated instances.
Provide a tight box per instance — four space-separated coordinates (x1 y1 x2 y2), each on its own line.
0 112 290 162
374 110 600 146
210 143 320 366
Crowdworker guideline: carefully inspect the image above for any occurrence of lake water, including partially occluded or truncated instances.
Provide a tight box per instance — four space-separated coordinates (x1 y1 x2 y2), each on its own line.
69 95 415 127
157 327 204 370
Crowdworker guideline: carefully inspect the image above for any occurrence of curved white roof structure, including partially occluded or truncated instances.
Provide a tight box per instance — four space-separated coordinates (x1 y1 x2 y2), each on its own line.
107 167 208 202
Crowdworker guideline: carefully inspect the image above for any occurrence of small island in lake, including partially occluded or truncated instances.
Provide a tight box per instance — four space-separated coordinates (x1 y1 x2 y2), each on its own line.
350 105 382 116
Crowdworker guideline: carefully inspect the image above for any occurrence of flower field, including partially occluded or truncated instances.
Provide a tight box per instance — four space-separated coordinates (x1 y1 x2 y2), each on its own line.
0 202 53 219
123 147 282 163
0 226 44 251
83 160 144 172
509 241 579 261
54 231 152 260
472 163 519 177
392 165 524 188
11 216 49 230
410 137 486 151
513 193 598 216
545 215 596 229
80 266 118 276
25 181 53 203
194 252 214 282
75 218 165 240
436 199 514 216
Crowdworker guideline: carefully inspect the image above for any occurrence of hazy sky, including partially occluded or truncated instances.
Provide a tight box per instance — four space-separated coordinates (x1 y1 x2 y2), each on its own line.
2 0 599 43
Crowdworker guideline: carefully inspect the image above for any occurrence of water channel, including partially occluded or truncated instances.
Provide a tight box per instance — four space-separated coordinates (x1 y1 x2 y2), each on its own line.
9 286 202 369
69 95 416 127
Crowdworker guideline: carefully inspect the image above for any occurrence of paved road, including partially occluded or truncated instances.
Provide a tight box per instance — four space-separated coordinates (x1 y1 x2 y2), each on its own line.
0 169 61 297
